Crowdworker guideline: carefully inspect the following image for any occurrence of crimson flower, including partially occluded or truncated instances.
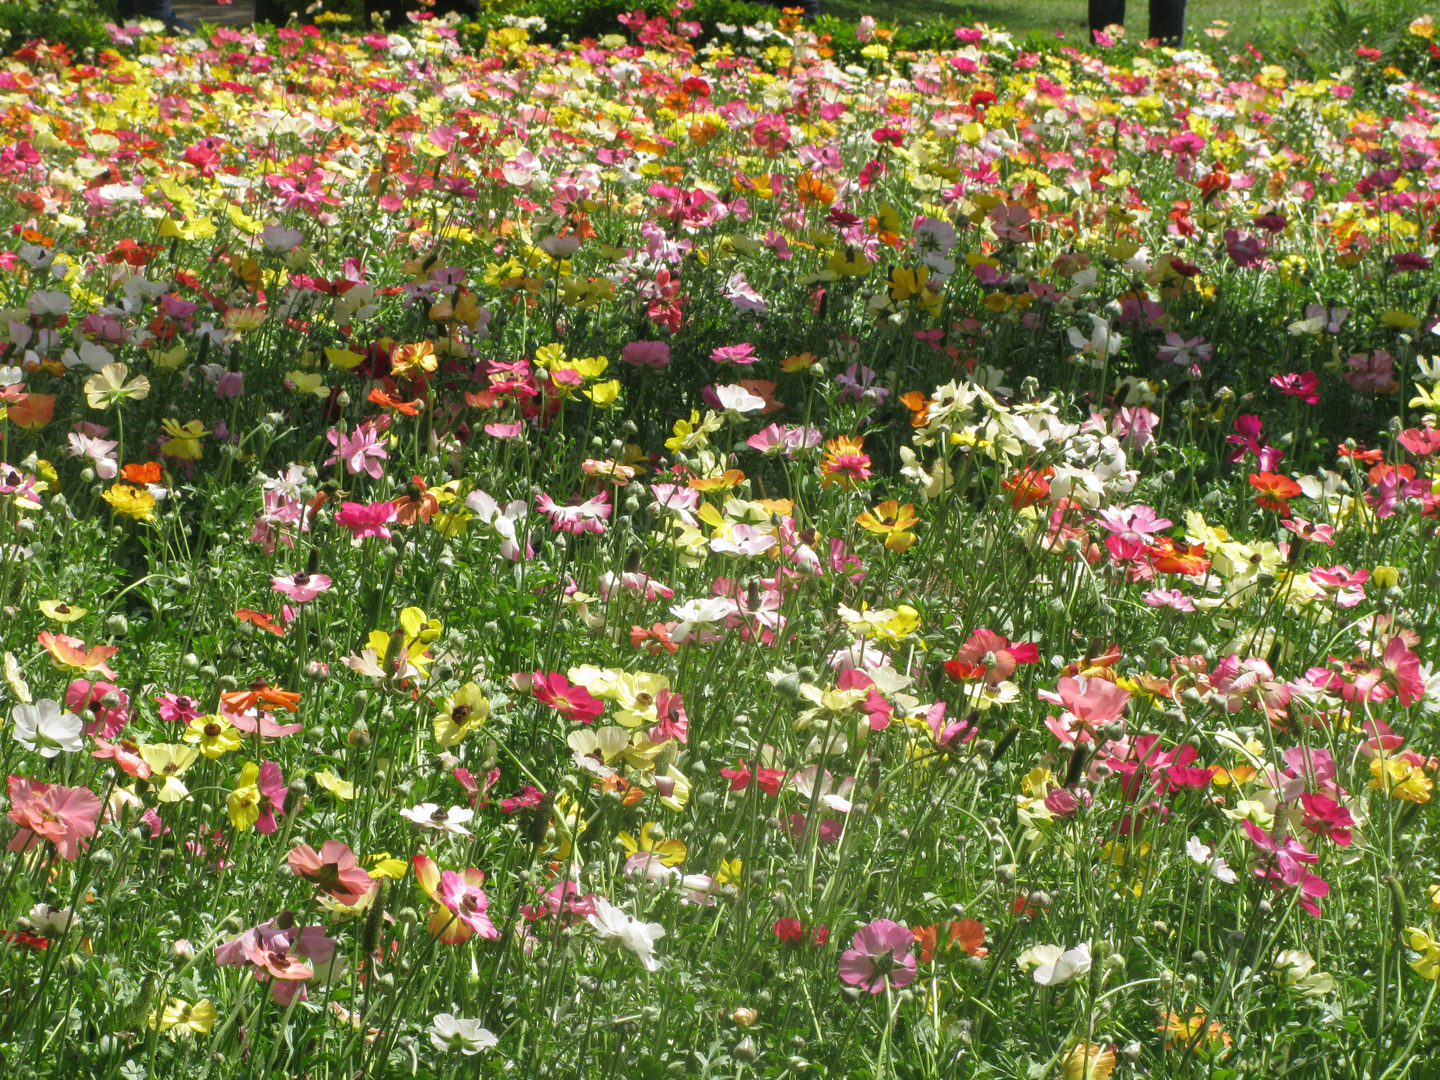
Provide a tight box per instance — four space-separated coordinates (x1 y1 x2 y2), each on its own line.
1270 372 1319 404
530 671 604 723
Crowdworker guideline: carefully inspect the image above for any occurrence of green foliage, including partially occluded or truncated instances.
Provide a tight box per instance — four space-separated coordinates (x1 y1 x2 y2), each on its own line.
0 1 112 57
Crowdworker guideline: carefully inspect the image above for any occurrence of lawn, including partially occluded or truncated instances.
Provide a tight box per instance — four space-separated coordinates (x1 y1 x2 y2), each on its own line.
821 0 1286 41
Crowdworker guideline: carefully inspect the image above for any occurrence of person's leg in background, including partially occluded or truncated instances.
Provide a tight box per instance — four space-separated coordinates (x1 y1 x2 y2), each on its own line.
1148 0 1187 44
1088 0 1127 41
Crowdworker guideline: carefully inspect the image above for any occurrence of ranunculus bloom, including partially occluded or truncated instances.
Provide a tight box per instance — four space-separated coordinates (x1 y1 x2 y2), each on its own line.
287 841 375 901
7 776 101 861
838 919 916 993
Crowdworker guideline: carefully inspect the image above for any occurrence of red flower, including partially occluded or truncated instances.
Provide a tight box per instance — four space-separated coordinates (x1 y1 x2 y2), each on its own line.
1249 472 1303 514
530 671 604 723
945 629 1040 685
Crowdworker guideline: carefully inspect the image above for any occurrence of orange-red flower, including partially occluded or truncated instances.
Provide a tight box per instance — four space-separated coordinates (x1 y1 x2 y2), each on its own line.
38 631 118 679
1249 471 1302 514
234 609 285 636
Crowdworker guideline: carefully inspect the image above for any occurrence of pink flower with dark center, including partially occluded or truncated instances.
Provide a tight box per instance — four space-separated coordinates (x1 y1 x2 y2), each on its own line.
66 679 130 738
271 572 332 602
1270 372 1319 404
155 692 203 724
438 870 500 939
1398 427 1440 457
838 919 917 993
648 689 688 744
324 422 388 479
710 342 758 366
1280 518 1335 546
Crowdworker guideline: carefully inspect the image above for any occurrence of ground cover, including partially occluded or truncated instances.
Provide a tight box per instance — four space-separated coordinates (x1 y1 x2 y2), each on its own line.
0 8 1437 1080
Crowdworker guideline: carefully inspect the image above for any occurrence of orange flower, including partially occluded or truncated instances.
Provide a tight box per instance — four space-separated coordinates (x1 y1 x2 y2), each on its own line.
7 392 54 430
899 390 931 427
1146 538 1211 576
1159 1009 1232 1053
1249 471 1302 514
38 631 118 679
120 461 163 484
912 918 986 963
234 609 285 636
221 680 301 713
367 387 423 415
389 341 436 377
820 436 871 489
688 469 746 492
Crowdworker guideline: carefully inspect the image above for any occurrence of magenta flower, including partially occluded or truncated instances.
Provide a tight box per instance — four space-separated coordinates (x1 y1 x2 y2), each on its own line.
67 679 130 738
155 692 203 724
271 572 332 602
838 919 917 994
710 342 758 366
335 500 397 540
1270 372 1319 405
438 870 500 939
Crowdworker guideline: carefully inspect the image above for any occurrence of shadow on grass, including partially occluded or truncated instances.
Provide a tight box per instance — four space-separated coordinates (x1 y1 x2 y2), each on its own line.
820 0 1089 31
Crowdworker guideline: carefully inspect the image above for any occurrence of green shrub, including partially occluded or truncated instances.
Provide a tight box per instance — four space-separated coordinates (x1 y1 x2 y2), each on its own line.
0 1 112 57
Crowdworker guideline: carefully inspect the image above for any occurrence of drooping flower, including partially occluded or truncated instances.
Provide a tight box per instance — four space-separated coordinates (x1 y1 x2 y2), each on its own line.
587 895 666 971
10 699 83 757
288 841 376 902
430 1014 498 1056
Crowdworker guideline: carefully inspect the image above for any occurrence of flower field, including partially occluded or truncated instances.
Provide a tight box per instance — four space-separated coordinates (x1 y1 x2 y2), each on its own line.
0 6 1439 1077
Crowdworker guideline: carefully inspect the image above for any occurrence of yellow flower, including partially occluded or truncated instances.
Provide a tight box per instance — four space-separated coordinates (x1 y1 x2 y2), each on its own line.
1373 565 1400 588
228 761 263 830
286 370 327 396
83 362 150 410
160 419 209 460
183 714 242 758
38 600 86 623
583 379 621 407
390 340 437 375
1061 1042 1117 1080
102 483 156 521
1407 928 1440 980
837 603 921 642
716 858 743 885
665 409 722 452
139 744 199 802
366 606 442 680
619 822 687 866
315 769 355 800
856 500 919 553
1370 755 1433 803
149 998 217 1039
367 853 408 879
434 682 490 747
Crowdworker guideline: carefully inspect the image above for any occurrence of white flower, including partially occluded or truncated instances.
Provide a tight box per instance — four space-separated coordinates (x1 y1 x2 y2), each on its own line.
1024 942 1091 986
29 903 78 933
429 1013 497 1056
11 699 84 757
399 803 474 837
587 895 666 971
1185 835 1238 884
712 384 767 416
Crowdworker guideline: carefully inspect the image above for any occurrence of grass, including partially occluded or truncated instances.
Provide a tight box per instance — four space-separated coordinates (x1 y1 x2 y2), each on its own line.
819 0 1288 42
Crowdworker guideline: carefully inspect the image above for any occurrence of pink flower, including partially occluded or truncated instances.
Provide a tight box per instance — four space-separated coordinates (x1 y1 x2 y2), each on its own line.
536 490 611 534
66 679 130 738
531 671 604 723
1398 427 1440 457
838 919 917 993
1308 565 1368 607
324 422 389 479
710 342 758 366
1209 655 1292 721
253 760 289 834
271 572 332 602
1270 372 1319 404
648 689 688 744
335 500 396 540
154 692 203 724
1144 588 1196 611
621 340 671 369
1298 792 1353 846
1281 517 1335 545
438 870 499 939
287 841 376 902
7 777 101 861
1040 676 1130 743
